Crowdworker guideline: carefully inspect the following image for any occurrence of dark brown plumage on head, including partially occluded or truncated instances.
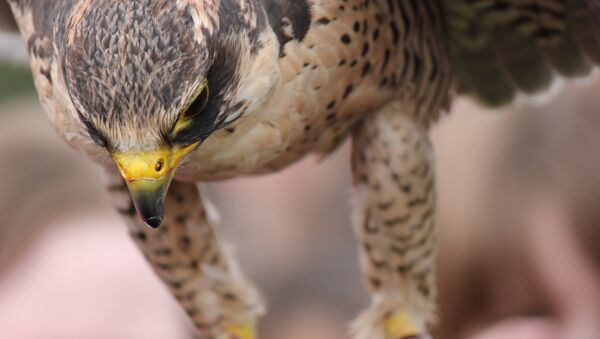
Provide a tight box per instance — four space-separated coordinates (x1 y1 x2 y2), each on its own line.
50 0 283 226
60 0 280 154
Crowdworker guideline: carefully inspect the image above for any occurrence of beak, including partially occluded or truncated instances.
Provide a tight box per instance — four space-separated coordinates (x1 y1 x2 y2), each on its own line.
112 143 199 228
125 174 173 228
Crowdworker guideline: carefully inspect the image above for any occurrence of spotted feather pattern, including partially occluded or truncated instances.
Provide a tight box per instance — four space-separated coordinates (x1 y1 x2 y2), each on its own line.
2 1 600 339
183 0 452 179
351 101 437 339
105 170 263 338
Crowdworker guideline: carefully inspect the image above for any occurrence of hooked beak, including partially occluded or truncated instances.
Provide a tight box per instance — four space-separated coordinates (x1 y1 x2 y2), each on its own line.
112 143 199 228
125 175 172 228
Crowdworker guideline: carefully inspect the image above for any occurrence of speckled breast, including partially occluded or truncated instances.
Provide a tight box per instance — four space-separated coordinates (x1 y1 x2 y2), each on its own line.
176 0 450 181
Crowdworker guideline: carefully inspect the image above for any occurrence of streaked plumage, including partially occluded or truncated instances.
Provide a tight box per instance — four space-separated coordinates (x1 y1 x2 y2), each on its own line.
3 0 599 338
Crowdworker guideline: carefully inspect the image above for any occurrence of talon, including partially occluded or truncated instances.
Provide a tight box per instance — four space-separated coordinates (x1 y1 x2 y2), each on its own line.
385 310 428 339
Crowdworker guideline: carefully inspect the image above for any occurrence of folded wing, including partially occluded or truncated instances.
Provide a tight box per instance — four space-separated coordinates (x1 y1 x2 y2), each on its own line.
442 0 600 106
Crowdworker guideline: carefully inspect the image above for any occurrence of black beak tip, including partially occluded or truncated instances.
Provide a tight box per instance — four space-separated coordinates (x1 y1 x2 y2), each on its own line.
126 179 168 229
142 216 163 229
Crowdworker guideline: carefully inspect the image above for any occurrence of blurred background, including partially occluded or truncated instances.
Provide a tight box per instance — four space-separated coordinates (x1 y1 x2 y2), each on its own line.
0 34 599 339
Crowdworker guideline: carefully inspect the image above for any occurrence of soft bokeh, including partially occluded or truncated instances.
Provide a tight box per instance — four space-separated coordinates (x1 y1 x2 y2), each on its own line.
0 35 599 339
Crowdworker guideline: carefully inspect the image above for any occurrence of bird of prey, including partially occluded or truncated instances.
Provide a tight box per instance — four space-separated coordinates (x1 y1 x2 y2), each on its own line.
2 0 599 338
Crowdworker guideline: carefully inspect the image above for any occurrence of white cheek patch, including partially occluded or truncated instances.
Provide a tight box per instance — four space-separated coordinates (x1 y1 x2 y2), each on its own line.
235 30 280 116
238 69 278 106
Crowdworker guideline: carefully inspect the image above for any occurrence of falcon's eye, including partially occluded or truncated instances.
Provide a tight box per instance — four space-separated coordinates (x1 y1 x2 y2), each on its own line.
173 80 209 135
183 80 209 120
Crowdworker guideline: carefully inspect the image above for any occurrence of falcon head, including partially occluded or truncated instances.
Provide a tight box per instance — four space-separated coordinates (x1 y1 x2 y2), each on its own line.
61 0 280 227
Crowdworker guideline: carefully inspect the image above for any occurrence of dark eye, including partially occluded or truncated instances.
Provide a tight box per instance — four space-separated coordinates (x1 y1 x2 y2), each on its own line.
182 82 209 120
172 81 209 136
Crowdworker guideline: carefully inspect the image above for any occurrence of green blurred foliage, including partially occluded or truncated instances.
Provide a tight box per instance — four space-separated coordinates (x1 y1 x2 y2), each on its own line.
0 63 34 102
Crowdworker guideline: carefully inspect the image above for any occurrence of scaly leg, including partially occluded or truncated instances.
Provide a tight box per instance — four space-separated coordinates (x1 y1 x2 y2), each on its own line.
350 102 437 339
105 170 263 339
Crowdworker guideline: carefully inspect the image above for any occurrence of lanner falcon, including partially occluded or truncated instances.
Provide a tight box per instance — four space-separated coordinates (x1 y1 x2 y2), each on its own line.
2 0 599 338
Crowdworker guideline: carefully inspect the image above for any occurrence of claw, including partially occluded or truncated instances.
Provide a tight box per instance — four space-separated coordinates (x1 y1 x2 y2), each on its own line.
385 310 428 339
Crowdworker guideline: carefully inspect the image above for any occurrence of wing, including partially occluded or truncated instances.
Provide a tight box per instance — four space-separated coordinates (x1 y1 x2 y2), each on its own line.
441 0 600 106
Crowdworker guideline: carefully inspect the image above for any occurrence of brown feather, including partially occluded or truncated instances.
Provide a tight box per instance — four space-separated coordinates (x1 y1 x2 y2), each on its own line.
443 0 600 107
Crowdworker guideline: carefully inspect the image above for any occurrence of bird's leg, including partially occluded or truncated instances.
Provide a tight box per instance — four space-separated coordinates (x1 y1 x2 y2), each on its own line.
350 104 437 339
105 170 263 339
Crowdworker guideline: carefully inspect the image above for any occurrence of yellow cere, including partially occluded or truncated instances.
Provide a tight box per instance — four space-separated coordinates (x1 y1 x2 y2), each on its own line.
113 142 200 181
